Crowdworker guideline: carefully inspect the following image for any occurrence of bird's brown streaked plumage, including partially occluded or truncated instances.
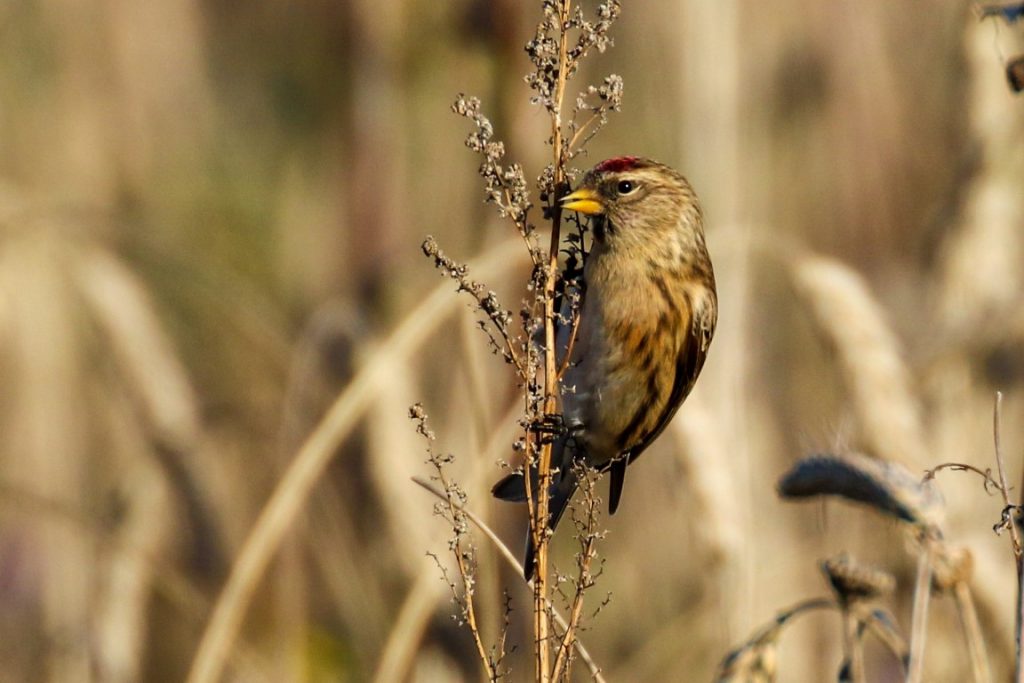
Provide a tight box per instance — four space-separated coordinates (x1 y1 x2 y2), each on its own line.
491 156 718 579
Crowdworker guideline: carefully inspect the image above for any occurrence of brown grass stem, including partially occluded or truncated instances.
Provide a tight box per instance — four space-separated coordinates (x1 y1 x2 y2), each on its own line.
842 611 866 683
1019 422 1024 683
533 2 575 679
953 580 992 683
992 392 1021 556
185 238 528 683
907 547 934 683
1017 556 1024 683
411 477 607 682
992 391 1024 683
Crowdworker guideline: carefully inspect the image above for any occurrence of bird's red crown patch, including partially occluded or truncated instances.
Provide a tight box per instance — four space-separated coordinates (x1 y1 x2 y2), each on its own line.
595 156 640 174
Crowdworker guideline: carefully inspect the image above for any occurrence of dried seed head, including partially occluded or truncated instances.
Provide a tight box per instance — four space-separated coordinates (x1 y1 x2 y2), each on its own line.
822 553 895 605
777 451 944 529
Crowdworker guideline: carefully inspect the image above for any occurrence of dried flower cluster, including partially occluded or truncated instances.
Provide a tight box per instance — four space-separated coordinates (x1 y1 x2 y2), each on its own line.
420 1 626 680
751 444 1011 683
452 95 537 258
525 1 621 114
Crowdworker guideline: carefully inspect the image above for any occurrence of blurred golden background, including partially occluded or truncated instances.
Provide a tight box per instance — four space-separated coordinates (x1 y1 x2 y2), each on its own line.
1 1 1023 681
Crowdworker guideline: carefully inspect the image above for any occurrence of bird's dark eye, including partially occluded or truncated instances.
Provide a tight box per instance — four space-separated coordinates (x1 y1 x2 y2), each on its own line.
617 180 635 194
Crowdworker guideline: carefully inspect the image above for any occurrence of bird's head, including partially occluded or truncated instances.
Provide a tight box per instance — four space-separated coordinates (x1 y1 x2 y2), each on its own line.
560 156 703 251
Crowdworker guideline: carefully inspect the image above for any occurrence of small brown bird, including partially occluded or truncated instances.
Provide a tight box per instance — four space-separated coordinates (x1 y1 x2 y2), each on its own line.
493 156 718 579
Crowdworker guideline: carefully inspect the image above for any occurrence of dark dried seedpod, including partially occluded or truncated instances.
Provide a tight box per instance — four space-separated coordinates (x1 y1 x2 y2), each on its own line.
777 452 944 528
822 553 895 605
1008 55 1024 93
978 2 1024 22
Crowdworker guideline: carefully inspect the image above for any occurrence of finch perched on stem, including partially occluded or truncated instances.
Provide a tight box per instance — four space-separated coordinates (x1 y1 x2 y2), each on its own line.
492 156 718 580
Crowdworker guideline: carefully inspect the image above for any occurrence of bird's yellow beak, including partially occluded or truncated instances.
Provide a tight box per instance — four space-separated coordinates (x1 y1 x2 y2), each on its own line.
559 188 604 215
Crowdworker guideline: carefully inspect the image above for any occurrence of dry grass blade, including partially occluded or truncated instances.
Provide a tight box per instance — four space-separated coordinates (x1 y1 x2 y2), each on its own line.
371 565 448 683
955 581 993 683
74 246 200 447
411 476 607 683
790 255 927 469
777 451 943 528
185 237 528 683
907 548 934 683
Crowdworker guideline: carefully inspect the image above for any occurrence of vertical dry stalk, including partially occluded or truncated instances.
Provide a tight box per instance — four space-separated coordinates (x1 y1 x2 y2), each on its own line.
953 581 992 683
444 2 623 678
531 2 576 675
992 391 1024 683
987 390 1024 683
907 545 934 683
841 611 866 683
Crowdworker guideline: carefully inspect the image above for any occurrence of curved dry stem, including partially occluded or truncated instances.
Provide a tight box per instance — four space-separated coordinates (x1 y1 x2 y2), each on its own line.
371 568 444 683
411 476 606 683
185 237 528 683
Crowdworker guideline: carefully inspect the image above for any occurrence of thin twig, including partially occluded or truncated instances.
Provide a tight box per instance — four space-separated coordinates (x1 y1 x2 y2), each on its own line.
567 110 602 153
550 470 601 681
411 477 607 682
992 393 1021 555
923 462 1004 496
424 438 496 680
993 391 1024 683
555 304 582 380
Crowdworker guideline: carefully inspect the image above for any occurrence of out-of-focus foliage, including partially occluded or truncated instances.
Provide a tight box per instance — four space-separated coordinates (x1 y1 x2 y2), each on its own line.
0 1 1022 681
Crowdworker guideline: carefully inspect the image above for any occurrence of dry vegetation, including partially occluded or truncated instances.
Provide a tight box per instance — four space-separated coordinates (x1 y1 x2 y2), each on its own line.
0 1 1023 682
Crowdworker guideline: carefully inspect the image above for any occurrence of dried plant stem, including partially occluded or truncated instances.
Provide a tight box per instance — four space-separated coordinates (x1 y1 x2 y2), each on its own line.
992 391 1024 683
550 473 600 681
429 456 496 679
1017 556 1024 683
992 392 1021 555
411 477 607 682
534 2 575 680
185 238 527 683
842 611 866 683
953 581 992 683
907 548 933 683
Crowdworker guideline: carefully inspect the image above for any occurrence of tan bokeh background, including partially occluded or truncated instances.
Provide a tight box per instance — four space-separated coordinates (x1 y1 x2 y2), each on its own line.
0 1 1022 681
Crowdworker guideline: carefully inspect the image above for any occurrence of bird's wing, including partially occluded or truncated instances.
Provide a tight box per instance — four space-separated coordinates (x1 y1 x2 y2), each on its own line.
605 287 717 512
